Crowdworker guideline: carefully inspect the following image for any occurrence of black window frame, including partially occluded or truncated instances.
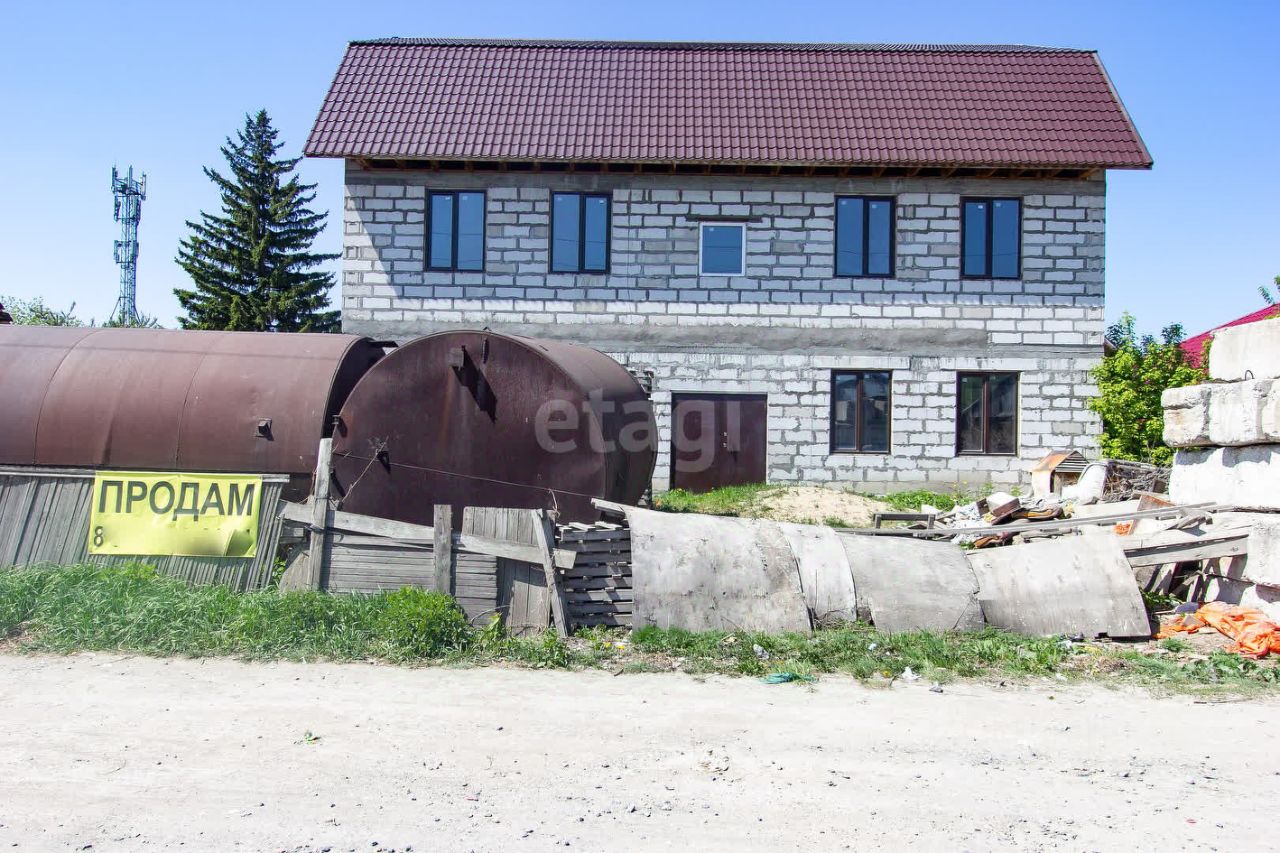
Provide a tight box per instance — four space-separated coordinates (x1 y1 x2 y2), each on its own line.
955 371 1019 456
550 191 612 274
960 197 1022 280
425 190 487 272
834 196 896 278
829 370 893 454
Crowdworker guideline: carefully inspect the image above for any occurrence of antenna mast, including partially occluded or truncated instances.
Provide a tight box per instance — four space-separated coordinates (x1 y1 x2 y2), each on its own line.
111 166 146 324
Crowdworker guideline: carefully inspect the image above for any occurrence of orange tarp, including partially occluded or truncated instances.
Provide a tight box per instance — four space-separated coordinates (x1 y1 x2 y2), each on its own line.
1157 601 1280 659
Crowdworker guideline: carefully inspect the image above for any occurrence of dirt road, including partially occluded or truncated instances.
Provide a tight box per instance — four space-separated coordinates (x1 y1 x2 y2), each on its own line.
0 654 1273 851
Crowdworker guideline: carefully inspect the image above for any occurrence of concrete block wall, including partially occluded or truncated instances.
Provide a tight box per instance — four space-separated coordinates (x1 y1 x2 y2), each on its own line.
1167 318 1280 511
621 351 1098 492
340 165 1108 491
342 166 1105 341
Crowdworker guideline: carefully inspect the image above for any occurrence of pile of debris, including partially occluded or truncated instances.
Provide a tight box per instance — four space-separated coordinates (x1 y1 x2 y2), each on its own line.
873 454 1179 551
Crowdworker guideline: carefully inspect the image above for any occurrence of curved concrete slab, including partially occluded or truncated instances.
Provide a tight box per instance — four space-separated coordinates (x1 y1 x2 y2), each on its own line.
966 534 1150 638
624 507 811 634
838 535 984 633
779 522 857 625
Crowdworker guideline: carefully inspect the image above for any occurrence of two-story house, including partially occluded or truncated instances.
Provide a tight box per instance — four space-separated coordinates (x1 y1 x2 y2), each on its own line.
305 38 1151 493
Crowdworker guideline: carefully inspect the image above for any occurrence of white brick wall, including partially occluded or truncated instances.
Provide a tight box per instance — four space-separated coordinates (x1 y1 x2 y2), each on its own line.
339 165 1108 491
622 351 1099 492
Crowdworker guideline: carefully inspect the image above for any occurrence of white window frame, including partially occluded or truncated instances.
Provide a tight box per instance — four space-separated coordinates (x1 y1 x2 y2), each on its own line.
698 222 747 277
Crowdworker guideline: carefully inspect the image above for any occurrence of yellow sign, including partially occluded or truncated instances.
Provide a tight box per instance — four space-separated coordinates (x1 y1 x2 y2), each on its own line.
88 472 263 557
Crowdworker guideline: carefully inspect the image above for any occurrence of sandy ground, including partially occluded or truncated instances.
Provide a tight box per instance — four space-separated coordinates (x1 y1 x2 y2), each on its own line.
0 654 1275 852
749 486 889 526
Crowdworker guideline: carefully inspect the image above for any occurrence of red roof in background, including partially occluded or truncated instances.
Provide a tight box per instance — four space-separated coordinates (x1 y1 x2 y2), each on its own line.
305 39 1152 168
1181 305 1280 367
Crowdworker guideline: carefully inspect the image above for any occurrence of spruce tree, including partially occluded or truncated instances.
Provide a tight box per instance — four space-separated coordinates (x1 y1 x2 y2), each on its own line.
175 110 339 332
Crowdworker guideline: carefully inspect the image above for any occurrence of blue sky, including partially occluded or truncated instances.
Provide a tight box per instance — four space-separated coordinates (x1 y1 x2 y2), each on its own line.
4 0 1277 334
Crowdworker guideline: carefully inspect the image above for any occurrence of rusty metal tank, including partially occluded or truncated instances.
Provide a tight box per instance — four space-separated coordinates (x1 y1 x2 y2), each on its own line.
0 327 385 499
331 330 656 524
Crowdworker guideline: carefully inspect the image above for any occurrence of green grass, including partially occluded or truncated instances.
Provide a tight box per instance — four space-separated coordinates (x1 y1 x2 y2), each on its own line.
651 483 781 516
0 563 549 664
1 565 1276 693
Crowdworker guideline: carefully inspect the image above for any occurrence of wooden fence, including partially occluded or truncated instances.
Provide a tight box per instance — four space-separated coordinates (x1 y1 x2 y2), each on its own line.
278 498 634 635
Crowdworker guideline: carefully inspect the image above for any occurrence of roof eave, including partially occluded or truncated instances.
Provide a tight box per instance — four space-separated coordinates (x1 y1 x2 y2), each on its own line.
303 150 1150 172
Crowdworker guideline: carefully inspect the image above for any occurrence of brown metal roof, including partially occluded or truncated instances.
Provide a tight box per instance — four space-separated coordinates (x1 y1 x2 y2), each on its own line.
305 38 1152 169
0 328 384 487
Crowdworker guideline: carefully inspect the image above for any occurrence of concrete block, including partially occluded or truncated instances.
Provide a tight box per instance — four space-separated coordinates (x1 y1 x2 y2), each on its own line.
1208 317 1280 381
1162 384 1209 447
1243 516 1280 587
1170 445 1280 510
1201 576 1280 623
1164 379 1280 447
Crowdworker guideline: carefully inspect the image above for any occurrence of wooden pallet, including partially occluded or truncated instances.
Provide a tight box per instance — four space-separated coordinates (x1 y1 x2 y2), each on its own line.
558 522 633 629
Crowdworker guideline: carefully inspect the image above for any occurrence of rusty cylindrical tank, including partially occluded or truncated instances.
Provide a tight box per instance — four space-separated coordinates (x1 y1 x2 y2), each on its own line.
330 330 656 524
0 327 385 500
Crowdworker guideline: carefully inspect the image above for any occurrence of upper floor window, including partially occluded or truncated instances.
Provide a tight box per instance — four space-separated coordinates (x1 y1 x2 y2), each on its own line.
961 198 1021 279
427 191 485 272
956 372 1018 455
700 223 745 276
831 371 892 453
551 193 610 273
835 197 894 277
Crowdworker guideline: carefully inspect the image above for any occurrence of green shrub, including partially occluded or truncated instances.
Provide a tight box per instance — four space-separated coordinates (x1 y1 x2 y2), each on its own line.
372 587 472 660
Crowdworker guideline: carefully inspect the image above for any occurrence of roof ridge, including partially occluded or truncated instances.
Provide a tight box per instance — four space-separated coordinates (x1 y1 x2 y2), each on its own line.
349 37 1092 53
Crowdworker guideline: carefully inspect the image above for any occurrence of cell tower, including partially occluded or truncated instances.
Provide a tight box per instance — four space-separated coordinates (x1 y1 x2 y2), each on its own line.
111 166 147 324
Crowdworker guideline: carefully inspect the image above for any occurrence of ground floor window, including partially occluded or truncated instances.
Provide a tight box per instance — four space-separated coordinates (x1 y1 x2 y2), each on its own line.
956 372 1018 455
830 371 891 453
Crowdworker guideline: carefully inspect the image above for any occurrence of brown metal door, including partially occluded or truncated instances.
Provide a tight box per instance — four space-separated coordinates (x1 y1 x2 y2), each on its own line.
669 393 767 492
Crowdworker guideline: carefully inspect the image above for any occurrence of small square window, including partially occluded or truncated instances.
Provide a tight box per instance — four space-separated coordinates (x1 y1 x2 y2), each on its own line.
831 371 892 453
961 198 1021 279
835 197 895 277
700 223 745 276
956 372 1019 455
426 191 486 272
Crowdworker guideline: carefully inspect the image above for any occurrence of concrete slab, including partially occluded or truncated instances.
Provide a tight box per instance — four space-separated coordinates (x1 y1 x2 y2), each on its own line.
1162 384 1210 447
779 523 857 625
966 534 1151 638
1163 379 1280 448
624 507 812 634
838 535 984 633
1170 445 1280 510
1208 317 1280 381
1243 515 1280 587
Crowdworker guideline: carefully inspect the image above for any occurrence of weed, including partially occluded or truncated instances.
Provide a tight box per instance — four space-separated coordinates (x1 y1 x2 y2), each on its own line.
651 484 780 516
2 565 1276 693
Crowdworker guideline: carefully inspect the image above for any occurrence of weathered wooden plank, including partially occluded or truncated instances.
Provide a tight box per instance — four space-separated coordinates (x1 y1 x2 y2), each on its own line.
567 590 633 603
573 615 632 628
560 576 633 590
306 439 333 590
433 505 453 594
534 510 570 638
561 564 631 577
456 532 576 568
1122 530 1250 568
560 542 632 555
570 602 634 615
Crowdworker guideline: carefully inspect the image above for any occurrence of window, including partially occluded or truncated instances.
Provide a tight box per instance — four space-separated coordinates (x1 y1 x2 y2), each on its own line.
956 372 1018 455
427 191 485 271
551 193 610 273
835 197 895 277
831 371 892 453
699 223 745 276
961 198 1021 279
